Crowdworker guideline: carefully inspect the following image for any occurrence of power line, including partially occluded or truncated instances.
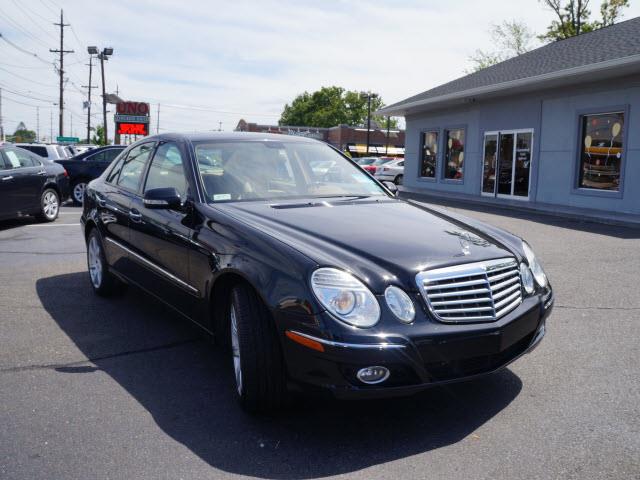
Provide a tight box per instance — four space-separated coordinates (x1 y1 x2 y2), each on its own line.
0 83 57 103
0 32 53 64
159 102 280 117
0 6 51 48
10 0 57 41
0 66 58 88
0 61 53 70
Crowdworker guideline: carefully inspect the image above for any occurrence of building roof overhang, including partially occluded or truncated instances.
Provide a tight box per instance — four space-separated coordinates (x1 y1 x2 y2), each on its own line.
377 54 640 117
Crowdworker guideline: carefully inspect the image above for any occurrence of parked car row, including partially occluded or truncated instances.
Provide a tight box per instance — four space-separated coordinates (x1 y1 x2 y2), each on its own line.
354 156 405 185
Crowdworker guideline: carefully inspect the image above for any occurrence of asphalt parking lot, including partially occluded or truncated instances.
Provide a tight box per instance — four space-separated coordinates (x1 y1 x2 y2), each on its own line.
1 204 639 480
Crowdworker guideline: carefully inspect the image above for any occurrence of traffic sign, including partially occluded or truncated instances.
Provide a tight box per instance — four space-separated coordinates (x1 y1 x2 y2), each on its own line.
56 136 80 143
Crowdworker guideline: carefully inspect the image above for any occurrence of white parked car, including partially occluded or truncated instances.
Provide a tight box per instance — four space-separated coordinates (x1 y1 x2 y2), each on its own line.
374 158 405 185
14 143 72 160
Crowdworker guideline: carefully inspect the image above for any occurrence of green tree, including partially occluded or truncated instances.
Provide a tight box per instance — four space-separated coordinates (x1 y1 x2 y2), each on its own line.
539 0 629 41
468 20 536 72
279 86 397 128
9 123 36 143
91 125 106 146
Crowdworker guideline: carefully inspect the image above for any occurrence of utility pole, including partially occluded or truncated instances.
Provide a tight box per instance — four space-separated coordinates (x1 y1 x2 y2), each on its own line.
50 109 53 142
37 107 40 142
50 10 74 139
70 111 73 138
218 121 222 132
84 48 98 143
385 116 390 155
156 103 160 134
0 88 4 142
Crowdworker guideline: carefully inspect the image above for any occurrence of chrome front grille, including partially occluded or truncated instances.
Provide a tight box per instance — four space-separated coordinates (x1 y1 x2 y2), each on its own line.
416 258 523 323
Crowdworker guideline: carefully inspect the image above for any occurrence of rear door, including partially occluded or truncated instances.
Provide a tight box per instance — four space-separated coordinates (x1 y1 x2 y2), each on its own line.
127 141 197 317
98 142 155 276
0 152 17 217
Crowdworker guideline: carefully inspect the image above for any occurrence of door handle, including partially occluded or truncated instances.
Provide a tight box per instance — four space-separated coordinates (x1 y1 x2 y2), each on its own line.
1 176 13 181
37 170 47 176
129 209 143 223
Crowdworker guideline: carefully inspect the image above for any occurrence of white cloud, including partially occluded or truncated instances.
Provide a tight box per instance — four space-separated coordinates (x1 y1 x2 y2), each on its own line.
2 0 639 139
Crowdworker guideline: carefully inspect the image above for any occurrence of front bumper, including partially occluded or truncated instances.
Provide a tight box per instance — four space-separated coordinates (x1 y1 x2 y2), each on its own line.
280 291 553 399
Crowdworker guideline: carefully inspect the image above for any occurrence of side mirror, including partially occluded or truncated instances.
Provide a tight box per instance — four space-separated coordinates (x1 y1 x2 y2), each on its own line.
143 187 182 210
382 181 398 196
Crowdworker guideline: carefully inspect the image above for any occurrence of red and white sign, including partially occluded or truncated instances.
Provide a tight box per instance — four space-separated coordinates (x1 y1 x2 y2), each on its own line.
116 102 150 116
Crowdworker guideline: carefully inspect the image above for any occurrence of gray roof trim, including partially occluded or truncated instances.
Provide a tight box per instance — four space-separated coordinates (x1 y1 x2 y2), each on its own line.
379 53 640 116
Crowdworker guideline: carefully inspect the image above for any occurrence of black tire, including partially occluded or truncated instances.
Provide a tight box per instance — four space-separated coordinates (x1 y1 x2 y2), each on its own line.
36 188 60 222
394 174 403 186
71 180 88 206
229 283 288 413
86 228 122 297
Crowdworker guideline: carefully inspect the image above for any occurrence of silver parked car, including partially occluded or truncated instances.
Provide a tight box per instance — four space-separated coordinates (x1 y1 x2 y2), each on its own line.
374 158 405 185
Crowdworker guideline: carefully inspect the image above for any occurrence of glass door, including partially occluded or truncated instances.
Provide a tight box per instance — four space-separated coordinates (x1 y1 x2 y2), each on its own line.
482 130 533 199
482 134 498 195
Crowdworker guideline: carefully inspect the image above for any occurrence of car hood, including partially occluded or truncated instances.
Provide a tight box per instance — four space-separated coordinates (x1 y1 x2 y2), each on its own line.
213 197 516 292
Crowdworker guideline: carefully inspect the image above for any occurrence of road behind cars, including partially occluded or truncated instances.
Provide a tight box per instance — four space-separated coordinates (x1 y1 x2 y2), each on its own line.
0 205 638 479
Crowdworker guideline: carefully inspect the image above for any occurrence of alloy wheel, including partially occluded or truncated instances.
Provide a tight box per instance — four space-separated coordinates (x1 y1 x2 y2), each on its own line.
43 191 59 220
88 235 103 289
73 182 86 204
230 303 243 395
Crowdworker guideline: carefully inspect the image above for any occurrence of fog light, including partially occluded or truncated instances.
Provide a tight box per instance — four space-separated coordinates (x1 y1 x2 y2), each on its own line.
356 366 390 384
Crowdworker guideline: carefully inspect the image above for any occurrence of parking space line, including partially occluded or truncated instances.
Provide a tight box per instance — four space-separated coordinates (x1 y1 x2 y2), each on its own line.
25 223 81 227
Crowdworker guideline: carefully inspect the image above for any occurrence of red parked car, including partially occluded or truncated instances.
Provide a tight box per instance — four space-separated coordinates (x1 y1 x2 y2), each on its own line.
355 156 395 175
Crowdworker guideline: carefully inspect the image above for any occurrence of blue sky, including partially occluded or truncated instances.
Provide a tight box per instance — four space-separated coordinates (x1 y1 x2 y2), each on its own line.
2 0 640 140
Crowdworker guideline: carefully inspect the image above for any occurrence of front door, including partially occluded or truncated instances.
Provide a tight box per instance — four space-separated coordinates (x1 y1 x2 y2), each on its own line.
482 130 533 199
127 141 197 317
1 148 47 213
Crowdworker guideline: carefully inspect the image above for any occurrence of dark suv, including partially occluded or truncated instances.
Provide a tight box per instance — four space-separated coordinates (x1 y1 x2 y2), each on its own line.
81 132 553 412
56 146 126 204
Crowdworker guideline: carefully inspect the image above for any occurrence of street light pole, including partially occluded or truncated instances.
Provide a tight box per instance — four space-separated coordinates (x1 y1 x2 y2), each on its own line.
99 53 107 144
97 47 113 145
85 46 98 143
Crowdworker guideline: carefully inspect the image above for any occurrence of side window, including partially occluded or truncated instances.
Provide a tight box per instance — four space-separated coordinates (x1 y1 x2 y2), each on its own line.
106 155 126 183
87 151 106 162
103 149 122 162
5 149 39 168
144 142 188 198
116 143 155 191
22 146 48 158
0 153 9 170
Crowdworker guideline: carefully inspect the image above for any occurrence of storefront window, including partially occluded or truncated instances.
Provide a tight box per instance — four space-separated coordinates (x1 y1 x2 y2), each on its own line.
420 131 438 178
444 129 465 180
579 112 624 191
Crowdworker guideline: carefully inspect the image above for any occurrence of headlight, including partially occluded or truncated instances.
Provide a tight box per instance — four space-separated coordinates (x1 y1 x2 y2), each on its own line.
522 241 548 288
520 263 535 294
384 286 415 323
311 268 380 327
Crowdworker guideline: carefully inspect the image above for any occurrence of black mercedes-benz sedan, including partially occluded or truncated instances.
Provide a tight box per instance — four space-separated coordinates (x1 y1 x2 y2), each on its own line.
80 132 553 412
1 144 70 222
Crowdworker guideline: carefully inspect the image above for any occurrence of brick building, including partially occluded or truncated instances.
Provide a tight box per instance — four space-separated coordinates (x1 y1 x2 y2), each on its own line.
234 119 405 157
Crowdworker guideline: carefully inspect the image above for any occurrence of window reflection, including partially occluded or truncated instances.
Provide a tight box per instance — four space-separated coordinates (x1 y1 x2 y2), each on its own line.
444 129 465 180
579 112 624 191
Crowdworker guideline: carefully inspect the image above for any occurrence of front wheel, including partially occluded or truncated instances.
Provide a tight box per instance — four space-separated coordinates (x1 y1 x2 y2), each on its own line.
36 188 59 222
394 174 403 186
229 283 288 413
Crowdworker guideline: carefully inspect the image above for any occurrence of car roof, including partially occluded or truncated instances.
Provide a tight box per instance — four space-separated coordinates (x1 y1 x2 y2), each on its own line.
135 131 321 144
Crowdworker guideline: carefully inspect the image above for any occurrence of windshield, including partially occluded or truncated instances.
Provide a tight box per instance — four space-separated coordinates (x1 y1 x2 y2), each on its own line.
194 141 388 203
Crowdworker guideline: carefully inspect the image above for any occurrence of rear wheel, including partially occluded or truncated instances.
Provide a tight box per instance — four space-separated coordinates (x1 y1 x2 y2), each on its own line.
394 174 403 186
87 229 122 296
36 188 59 222
229 283 288 413
71 180 87 205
